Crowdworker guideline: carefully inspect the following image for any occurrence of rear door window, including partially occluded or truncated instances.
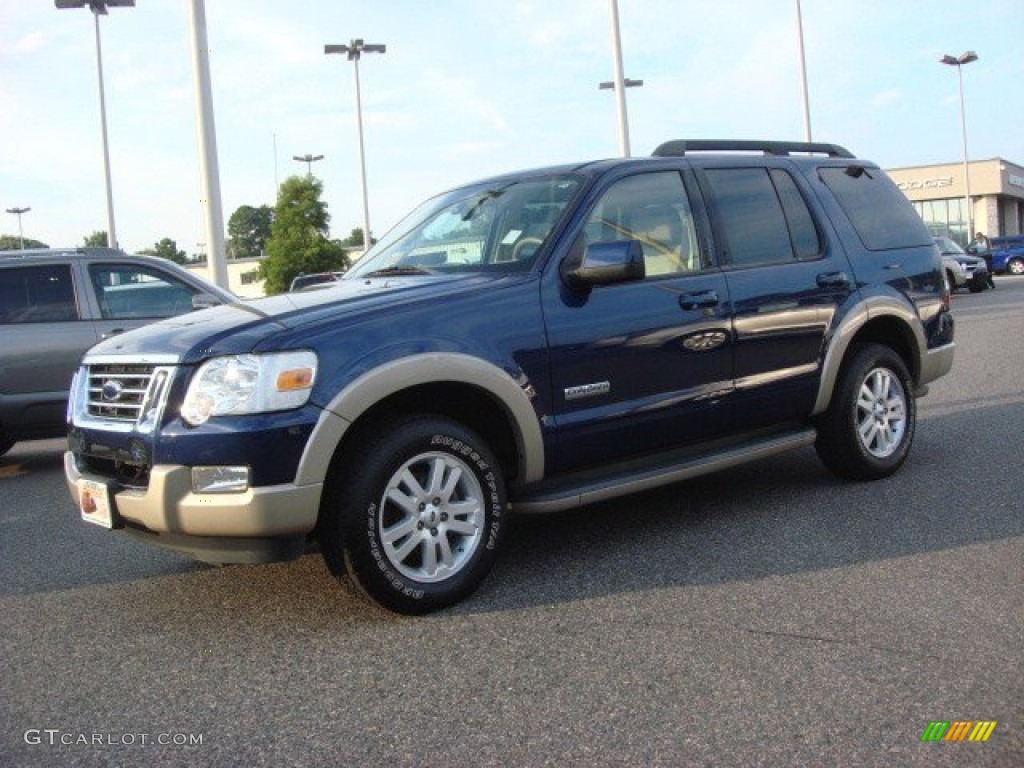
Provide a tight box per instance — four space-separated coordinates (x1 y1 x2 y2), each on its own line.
0 265 79 323
704 167 821 268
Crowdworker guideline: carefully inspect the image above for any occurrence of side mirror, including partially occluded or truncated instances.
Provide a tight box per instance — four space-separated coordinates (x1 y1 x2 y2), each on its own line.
564 240 645 289
191 293 222 310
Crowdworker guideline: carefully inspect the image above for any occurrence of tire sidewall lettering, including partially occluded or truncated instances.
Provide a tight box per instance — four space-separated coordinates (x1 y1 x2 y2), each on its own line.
430 432 502 548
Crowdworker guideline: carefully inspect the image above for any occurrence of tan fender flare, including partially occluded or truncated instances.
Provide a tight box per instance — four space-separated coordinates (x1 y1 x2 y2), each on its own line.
812 296 927 415
294 353 544 487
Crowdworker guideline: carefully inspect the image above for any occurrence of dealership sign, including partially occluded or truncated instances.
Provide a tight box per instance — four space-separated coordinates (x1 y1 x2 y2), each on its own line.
897 176 954 191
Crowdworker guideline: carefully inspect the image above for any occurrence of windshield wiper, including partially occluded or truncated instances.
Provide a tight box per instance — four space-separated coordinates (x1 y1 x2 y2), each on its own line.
361 265 433 278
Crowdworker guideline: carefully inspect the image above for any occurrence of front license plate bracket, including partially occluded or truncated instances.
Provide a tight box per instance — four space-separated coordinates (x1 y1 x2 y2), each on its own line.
79 479 119 529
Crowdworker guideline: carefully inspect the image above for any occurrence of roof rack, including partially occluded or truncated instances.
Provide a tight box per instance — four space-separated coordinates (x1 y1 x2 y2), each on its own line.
0 246 125 259
652 140 855 159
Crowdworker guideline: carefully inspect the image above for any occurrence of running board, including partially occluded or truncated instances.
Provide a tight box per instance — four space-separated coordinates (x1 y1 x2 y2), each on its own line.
510 427 817 514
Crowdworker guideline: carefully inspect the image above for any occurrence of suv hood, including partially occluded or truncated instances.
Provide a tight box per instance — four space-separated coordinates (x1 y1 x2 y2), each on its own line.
85 273 528 363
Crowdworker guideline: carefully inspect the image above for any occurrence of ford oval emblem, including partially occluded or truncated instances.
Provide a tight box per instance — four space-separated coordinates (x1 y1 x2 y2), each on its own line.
682 331 728 352
101 379 125 402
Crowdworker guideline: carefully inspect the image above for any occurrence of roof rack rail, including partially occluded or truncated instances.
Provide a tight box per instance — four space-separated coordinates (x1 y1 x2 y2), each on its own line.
652 140 855 159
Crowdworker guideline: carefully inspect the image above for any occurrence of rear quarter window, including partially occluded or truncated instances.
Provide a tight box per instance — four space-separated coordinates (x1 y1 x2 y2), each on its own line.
819 166 932 251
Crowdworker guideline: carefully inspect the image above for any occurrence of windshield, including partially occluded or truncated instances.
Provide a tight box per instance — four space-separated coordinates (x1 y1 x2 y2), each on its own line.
346 174 582 278
934 237 965 255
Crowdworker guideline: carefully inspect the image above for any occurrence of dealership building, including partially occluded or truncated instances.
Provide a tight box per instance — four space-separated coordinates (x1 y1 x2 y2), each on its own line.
886 157 1024 247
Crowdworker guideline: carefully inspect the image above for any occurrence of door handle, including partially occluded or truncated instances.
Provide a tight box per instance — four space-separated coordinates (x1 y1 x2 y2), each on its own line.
679 290 719 311
101 328 125 340
816 271 850 289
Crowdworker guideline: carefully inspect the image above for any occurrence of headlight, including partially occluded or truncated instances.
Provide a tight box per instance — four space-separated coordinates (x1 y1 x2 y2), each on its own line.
181 350 318 426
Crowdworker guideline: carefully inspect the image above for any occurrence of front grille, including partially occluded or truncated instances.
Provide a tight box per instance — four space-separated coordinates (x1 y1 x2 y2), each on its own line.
86 363 171 424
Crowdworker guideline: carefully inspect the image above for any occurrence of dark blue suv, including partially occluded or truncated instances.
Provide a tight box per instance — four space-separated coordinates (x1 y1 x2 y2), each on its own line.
65 140 955 613
985 235 1024 275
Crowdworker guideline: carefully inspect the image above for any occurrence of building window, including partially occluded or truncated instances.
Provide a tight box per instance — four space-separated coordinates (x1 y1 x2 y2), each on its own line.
911 198 968 246
240 270 260 285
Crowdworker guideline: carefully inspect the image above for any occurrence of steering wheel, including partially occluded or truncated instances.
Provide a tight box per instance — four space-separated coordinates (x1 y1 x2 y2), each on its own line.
511 237 544 261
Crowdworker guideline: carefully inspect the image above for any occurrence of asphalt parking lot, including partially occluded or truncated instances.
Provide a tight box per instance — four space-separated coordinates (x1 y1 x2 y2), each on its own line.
1 278 1021 767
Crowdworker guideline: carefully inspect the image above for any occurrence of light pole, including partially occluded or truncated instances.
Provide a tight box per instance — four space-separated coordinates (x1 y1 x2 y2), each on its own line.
6 207 31 249
940 51 978 244
55 1 134 250
187 0 228 290
325 39 386 252
601 0 641 157
293 153 324 178
795 0 812 142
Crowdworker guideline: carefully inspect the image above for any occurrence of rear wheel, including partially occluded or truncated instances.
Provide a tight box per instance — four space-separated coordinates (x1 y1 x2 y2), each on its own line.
0 431 14 459
815 343 916 481
320 415 507 614
1007 258 1024 276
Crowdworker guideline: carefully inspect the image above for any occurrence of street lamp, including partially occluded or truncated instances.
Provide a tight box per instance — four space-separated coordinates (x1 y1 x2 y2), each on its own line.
601 0 641 157
293 153 324 177
325 39 386 252
55 1 134 250
940 50 979 244
5 207 31 249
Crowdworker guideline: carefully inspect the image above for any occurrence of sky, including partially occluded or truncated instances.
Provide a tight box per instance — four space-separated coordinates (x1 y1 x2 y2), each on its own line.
3 0 1023 256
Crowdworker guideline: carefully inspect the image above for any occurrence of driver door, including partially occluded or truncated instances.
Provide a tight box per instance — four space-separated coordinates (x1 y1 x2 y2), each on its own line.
541 170 734 474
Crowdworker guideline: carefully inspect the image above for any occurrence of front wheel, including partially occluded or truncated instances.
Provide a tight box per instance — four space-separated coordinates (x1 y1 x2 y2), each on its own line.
815 343 916 481
1007 258 1024 276
320 415 507 614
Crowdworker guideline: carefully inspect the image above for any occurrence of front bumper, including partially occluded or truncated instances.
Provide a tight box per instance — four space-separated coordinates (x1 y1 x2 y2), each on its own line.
920 342 955 386
65 451 322 563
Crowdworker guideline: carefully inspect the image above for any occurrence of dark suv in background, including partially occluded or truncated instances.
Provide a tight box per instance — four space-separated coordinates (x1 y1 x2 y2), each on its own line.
0 248 232 457
65 141 955 614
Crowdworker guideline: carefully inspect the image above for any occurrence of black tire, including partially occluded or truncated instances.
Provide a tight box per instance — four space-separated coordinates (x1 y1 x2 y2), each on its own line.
815 343 916 481
968 278 985 293
0 435 14 459
319 415 507 614
1007 258 1024 276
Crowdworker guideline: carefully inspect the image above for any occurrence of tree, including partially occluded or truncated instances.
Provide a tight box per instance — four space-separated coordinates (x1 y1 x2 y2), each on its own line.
226 204 274 260
259 175 347 295
139 237 187 265
0 235 48 250
340 227 376 248
83 231 108 247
